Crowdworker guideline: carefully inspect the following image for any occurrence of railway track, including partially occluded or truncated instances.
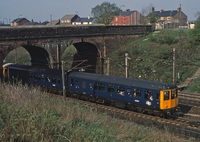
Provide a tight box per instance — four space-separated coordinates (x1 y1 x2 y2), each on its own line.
179 91 200 107
58 92 200 140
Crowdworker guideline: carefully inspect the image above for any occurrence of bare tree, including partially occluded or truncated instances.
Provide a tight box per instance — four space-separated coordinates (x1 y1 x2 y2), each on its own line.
141 3 155 25
141 3 154 17
195 11 200 21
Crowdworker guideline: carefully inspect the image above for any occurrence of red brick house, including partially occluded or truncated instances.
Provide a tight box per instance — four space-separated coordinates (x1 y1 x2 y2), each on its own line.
110 9 145 25
11 18 30 26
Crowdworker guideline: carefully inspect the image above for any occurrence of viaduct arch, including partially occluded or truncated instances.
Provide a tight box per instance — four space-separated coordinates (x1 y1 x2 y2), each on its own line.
0 25 152 78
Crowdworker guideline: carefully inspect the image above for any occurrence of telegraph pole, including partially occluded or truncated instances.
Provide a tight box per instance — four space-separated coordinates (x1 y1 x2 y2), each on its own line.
61 61 66 98
106 58 110 75
173 48 176 84
125 53 130 78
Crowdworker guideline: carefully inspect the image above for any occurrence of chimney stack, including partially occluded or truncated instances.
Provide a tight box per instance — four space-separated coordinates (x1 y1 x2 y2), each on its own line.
152 7 155 12
177 7 181 13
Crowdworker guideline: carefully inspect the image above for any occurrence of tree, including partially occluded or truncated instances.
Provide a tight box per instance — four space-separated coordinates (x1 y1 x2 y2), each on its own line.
147 12 159 24
91 2 120 25
195 11 200 21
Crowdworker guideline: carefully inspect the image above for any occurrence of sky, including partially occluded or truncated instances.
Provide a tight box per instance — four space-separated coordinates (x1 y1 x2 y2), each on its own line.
0 0 199 24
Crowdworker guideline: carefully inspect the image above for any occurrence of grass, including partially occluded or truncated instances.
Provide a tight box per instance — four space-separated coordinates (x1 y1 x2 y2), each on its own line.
0 82 193 142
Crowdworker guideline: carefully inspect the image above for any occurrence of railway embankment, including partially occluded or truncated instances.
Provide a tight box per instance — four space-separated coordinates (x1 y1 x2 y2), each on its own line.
0 82 191 142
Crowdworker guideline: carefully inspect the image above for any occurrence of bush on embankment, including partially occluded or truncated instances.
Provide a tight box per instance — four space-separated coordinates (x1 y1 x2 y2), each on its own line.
106 29 200 92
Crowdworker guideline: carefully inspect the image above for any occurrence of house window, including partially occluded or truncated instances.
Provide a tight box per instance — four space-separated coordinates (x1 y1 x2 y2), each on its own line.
115 17 118 21
167 17 171 20
123 16 125 21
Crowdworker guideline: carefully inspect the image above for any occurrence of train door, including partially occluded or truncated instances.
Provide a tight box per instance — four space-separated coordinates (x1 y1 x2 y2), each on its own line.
171 89 178 108
160 90 172 110
87 82 94 95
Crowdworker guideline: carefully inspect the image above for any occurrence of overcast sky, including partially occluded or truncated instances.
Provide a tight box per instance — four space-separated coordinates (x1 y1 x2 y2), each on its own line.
0 0 199 23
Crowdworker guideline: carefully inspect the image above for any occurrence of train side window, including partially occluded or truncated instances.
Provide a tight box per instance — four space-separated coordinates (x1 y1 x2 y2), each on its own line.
70 79 74 86
29 72 32 78
82 80 86 89
171 90 175 99
164 91 170 100
144 91 153 100
127 88 131 95
46 76 50 82
107 84 115 93
99 83 105 92
38 74 41 80
117 86 125 96
34 74 38 80
75 80 79 88
52 76 56 83
133 89 141 98
175 89 178 98
41 74 45 80
94 83 98 90
156 93 160 100
57 77 61 84
89 83 93 89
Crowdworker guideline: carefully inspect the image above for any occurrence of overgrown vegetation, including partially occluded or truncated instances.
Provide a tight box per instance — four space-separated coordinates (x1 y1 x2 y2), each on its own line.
0 82 192 141
106 28 200 92
4 47 31 65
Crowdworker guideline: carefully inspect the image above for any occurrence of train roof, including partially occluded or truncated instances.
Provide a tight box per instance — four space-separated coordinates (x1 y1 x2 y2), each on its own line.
6 64 62 75
69 72 177 90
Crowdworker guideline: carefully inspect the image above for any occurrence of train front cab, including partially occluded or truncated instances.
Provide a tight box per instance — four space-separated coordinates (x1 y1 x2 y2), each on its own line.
160 89 178 113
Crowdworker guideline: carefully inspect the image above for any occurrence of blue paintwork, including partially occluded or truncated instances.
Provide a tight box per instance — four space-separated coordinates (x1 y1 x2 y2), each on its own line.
68 76 160 110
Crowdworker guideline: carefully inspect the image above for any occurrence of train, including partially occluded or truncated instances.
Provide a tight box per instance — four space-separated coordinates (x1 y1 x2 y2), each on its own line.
2 63 179 117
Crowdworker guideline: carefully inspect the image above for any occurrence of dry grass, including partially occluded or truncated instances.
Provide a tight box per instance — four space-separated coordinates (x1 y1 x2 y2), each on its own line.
0 82 194 142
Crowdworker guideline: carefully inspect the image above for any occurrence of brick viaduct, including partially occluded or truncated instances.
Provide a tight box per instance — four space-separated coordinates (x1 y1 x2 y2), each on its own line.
0 25 152 78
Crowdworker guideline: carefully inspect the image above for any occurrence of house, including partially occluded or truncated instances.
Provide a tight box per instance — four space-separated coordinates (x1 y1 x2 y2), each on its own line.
25 20 49 26
11 18 30 26
72 16 95 25
60 14 79 25
110 9 146 25
46 20 60 26
152 7 187 29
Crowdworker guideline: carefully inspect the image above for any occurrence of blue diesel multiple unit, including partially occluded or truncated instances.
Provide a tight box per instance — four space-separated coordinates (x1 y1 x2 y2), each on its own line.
3 64 178 116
